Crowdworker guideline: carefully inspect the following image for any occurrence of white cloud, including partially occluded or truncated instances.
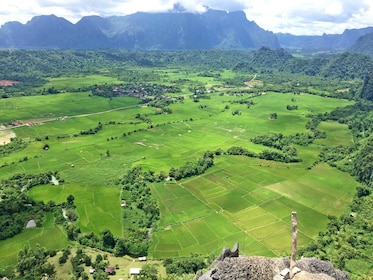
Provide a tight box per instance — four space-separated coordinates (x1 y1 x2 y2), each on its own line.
0 0 373 35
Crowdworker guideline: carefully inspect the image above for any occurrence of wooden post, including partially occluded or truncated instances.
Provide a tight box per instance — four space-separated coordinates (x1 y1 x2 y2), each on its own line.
290 211 297 277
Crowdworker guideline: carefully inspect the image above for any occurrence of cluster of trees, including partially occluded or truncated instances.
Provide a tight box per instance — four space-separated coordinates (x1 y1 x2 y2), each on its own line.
253 74 358 100
314 102 373 174
168 152 215 180
2 48 371 100
16 244 56 279
0 194 44 240
0 172 60 240
225 145 301 163
299 99 373 277
318 145 355 172
236 47 373 81
252 131 319 152
229 98 255 107
69 248 109 280
352 136 373 186
327 101 373 139
163 255 209 275
92 83 180 99
78 228 148 258
360 69 373 101
299 185 373 276
222 75 251 87
286 104 298 110
82 166 160 257
80 122 103 135
148 98 175 113
0 137 28 156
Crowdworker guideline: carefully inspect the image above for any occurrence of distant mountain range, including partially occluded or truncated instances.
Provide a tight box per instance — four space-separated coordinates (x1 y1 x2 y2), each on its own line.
0 9 372 53
277 27 373 51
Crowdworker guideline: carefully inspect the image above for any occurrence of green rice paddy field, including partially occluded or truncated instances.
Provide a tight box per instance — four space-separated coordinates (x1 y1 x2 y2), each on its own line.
0 74 359 266
149 157 357 258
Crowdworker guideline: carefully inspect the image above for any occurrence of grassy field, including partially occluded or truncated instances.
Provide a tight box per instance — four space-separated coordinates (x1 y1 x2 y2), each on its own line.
0 213 71 268
149 157 358 258
41 75 122 90
0 72 358 268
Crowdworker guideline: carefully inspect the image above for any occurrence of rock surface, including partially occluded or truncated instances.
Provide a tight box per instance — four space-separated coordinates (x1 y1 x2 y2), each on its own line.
194 243 349 280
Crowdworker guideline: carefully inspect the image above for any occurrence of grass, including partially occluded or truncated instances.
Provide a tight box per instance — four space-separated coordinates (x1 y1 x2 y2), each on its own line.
0 92 140 123
0 213 71 268
41 75 122 90
315 121 354 146
149 156 358 258
0 72 358 269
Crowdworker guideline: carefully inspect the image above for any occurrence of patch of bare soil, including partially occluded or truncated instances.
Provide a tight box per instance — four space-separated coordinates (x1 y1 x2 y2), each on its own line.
0 126 16 145
0 80 19 86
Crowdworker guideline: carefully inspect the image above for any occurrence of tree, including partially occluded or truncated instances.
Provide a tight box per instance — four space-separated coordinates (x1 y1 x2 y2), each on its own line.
137 264 158 280
67 194 75 206
114 238 127 256
17 244 56 277
102 229 115 249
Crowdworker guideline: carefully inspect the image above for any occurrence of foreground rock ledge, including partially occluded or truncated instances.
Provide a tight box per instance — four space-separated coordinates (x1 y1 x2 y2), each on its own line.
194 243 349 280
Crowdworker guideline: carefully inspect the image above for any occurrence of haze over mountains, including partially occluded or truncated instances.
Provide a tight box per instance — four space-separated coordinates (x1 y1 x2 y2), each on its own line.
0 9 372 52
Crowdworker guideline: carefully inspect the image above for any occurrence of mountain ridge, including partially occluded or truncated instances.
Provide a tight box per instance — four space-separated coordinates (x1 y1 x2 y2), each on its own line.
0 10 279 50
277 27 373 51
0 10 373 52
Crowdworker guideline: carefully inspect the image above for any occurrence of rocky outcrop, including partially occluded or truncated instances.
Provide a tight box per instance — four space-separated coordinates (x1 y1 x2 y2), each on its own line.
194 243 349 280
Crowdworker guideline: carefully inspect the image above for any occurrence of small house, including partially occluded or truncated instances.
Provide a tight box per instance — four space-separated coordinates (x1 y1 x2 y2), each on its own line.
129 268 142 276
105 267 115 275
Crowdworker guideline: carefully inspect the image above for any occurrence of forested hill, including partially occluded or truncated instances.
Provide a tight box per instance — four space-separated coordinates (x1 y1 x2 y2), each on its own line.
0 10 279 50
235 47 373 80
350 32 373 55
1 48 373 96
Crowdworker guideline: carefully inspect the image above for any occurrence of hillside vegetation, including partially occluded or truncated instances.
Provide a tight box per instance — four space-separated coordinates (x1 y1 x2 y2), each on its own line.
0 49 372 279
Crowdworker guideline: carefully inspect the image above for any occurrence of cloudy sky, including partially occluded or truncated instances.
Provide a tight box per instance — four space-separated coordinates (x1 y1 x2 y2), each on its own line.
1 0 373 35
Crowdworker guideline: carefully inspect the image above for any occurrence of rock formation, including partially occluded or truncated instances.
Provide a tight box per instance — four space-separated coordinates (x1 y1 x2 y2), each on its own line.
194 243 349 280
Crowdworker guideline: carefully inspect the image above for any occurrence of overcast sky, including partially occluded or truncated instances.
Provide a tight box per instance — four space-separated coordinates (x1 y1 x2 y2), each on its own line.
1 0 373 35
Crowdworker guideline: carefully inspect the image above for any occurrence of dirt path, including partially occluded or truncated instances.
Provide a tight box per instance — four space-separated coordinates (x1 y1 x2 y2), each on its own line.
0 104 140 132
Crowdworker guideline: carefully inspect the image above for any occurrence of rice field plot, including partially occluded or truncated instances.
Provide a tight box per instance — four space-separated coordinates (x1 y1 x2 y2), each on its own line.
0 80 358 264
209 190 254 212
149 228 182 258
0 92 140 124
277 196 328 237
28 184 122 236
315 121 353 146
41 75 122 90
0 213 70 268
150 153 357 258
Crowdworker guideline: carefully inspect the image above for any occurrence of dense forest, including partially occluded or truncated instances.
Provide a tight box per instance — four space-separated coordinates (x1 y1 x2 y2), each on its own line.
1 48 373 96
1 48 373 279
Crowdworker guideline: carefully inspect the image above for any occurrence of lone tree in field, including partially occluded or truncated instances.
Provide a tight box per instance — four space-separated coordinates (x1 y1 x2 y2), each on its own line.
67 194 75 206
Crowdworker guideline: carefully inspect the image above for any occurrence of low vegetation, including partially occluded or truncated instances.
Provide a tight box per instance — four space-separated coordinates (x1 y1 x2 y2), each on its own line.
0 49 372 279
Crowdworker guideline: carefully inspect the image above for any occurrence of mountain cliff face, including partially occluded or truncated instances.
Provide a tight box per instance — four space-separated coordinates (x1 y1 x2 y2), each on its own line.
277 27 373 51
0 10 279 50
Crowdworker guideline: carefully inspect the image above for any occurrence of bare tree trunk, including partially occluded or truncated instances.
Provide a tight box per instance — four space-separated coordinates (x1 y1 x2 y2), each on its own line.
290 211 297 278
